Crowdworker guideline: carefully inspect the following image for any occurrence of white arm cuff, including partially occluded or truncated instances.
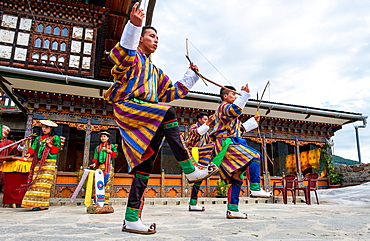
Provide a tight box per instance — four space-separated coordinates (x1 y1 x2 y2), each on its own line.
178 69 199 90
197 123 210 135
120 21 142 50
234 91 250 109
242 117 258 132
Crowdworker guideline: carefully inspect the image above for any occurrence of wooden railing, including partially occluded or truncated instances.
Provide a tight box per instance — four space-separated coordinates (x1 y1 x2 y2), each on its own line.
53 172 329 199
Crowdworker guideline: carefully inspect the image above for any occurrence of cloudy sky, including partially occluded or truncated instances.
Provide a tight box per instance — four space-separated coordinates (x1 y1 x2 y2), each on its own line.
148 0 369 163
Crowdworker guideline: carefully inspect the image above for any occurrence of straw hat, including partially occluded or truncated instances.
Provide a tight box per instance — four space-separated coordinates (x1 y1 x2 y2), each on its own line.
98 131 110 136
39 119 58 127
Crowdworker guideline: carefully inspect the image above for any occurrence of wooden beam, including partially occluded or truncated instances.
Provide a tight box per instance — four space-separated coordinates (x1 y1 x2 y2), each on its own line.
145 0 156 26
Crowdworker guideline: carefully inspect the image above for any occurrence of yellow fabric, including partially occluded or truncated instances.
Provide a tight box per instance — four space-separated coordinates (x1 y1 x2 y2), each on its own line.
0 160 31 173
86 164 115 205
21 158 56 209
191 147 199 163
84 170 95 207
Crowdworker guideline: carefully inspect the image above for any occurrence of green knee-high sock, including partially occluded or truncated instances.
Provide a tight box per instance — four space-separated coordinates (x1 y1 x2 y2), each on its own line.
227 204 239 212
125 207 139 222
250 183 261 191
227 180 243 212
189 199 197 206
178 158 196 174
125 172 150 222
189 182 201 205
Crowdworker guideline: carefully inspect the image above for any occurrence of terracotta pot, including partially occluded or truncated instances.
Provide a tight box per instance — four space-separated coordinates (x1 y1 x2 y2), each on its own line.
329 184 341 188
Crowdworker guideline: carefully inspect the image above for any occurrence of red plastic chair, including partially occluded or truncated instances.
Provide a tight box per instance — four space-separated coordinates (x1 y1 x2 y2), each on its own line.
272 174 297 204
294 173 319 205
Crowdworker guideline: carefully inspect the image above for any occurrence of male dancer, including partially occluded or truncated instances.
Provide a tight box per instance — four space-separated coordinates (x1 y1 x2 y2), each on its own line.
185 112 215 211
104 3 217 234
212 85 272 219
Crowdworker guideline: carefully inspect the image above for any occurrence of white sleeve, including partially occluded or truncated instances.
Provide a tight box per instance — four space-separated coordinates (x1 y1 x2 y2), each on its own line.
17 144 25 152
119 21 142 50
234 91 250 109
197 123 210 135
242 117 258 132
178 69 199 90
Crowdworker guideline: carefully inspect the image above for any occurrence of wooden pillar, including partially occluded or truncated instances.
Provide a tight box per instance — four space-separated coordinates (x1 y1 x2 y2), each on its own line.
145 0 157 26
160 169 165 197
24 113 33 137
181 171 186 197
82 118 91 167
206 177 210 197
262 134 271 191
295 137 303 181
23 113 33 155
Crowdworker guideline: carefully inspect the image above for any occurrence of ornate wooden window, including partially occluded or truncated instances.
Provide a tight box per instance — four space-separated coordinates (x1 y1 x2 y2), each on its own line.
32 52 39 62
53 27 60 35
0 1 108 78
50 55 56 64
58 56 65 66
41 53 48 64
60 42 66 51
36 23 43 32
34 38 41 48
45 25 52 34
43 39 50 49
62 27 68 37
52 40 58 50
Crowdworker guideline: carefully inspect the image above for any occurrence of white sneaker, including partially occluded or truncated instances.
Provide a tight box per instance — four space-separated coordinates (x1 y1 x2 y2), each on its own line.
122 220 156 234
226 210 248 219
185 163 218 183
189 205 205 211
250 189 272 198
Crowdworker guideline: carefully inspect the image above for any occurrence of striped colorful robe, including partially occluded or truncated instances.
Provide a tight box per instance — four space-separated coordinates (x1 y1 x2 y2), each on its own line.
185 123 214 166
104 44 189 169
212 102 260 181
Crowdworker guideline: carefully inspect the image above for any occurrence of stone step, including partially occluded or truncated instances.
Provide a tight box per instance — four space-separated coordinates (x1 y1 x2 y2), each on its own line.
51 196 309 207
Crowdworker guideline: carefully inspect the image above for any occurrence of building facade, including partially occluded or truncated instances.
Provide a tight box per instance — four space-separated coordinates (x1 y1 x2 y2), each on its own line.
0 0 367 199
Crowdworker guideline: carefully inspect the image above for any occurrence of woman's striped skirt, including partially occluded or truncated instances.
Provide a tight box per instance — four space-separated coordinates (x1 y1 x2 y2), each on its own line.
22 159 57 210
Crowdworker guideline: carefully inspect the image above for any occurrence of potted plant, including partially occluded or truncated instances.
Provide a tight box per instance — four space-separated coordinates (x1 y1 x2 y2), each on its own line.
215 179 230 198
321 143 334 174
328 172 343 188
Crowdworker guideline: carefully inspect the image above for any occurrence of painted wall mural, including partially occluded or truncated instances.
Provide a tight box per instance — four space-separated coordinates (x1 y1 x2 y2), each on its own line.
285 148 324 176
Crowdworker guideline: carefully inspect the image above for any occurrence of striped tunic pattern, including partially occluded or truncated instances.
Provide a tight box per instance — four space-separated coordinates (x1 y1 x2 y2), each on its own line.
212 102 260 180
185 124 211 148
185 124 214 166
104 44 188 169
